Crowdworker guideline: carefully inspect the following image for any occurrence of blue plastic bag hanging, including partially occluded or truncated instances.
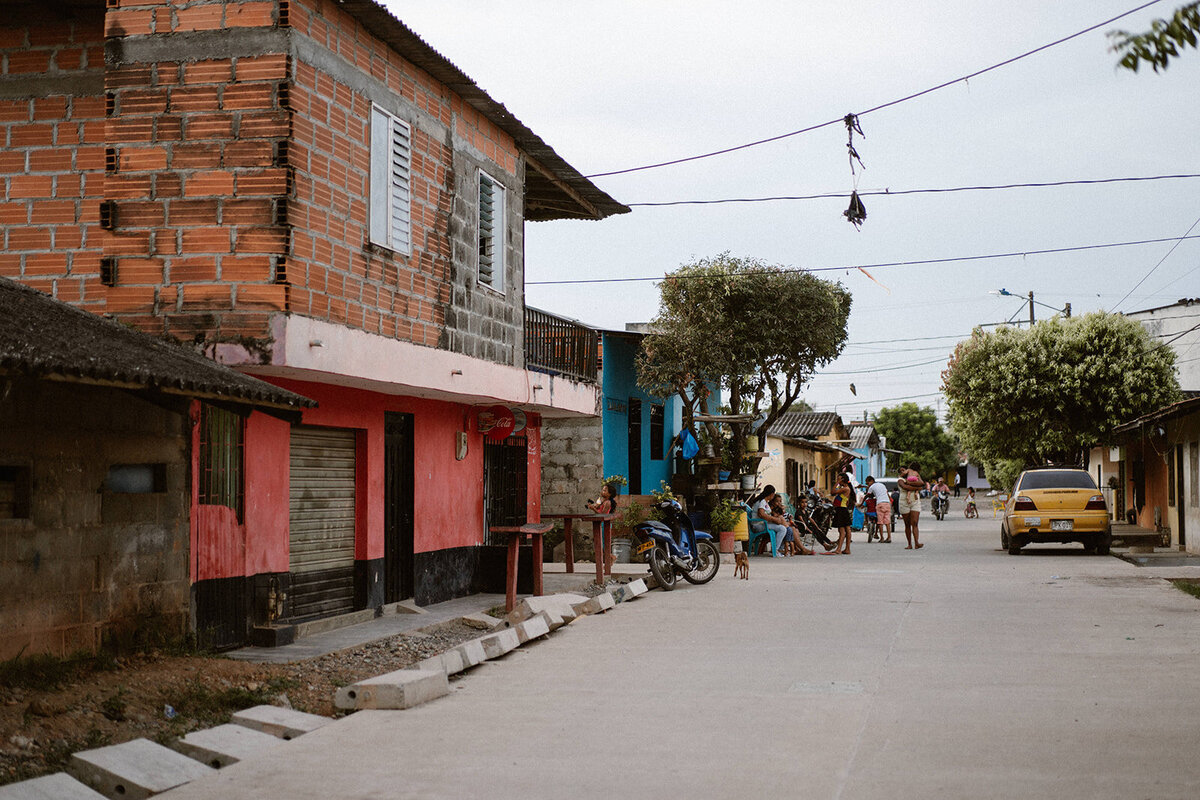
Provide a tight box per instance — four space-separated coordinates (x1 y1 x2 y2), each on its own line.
679 429 699 460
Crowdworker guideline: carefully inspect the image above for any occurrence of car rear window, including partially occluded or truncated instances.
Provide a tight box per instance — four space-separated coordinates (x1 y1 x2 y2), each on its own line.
1017 470 1097 490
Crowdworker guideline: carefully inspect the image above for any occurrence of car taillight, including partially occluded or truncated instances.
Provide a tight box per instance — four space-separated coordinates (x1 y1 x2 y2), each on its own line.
1085 494 1107 511
1013 495 1037 511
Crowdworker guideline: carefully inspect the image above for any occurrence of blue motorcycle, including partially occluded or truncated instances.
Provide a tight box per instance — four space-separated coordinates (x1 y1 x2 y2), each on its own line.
631 499 720 590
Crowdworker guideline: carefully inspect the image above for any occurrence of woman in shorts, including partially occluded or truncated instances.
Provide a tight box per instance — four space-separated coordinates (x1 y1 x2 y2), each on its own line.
898 464 924 549
831 475 854 554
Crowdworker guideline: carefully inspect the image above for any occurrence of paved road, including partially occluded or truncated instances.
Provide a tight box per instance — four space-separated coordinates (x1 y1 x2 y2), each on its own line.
165 516 1200 799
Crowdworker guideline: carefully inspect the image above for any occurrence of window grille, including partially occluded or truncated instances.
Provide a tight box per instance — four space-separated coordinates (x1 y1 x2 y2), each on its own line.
478 171 505 291
199 405 244 521
369 106 411 253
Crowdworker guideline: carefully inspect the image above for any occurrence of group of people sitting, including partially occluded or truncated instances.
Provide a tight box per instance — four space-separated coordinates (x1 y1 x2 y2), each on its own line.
747 484 843 556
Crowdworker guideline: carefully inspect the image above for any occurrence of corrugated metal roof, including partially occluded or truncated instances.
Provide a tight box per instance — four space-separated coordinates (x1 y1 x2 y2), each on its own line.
848 423 878 450
768 411 841 439
337 0 629 222
0 278 315 414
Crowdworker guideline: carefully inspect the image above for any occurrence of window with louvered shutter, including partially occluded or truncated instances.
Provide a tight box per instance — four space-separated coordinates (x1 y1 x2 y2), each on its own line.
478 171 505 292
369 106 412 254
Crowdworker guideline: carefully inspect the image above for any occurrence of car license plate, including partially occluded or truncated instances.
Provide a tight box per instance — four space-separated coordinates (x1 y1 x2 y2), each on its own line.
635 540 654 555
1051 520 1074 531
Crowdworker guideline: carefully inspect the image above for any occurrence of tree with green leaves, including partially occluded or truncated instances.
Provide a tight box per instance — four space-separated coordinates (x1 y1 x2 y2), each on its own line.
1109 2 1200 72
873 402 958 480
942 312 1180 482
637 253 851 489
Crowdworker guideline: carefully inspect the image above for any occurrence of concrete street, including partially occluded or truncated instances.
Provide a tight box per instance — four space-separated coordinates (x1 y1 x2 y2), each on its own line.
164 513 1200 799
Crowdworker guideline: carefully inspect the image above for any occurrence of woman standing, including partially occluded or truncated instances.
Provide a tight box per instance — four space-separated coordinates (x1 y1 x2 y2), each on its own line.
898 464 924 549
831 475 854 554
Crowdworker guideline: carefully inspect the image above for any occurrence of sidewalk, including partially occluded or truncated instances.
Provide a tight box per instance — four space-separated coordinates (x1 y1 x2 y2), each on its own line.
225 562 649 664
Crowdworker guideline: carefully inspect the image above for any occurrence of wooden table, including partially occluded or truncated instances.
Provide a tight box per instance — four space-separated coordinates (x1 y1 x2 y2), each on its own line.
489 522 554 612
540 512 616 587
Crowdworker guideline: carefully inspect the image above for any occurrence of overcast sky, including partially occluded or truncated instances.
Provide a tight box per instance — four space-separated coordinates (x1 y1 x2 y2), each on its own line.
384 0 1200 421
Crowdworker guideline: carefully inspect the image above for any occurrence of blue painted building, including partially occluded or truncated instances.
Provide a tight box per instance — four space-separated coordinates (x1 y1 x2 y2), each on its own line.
599 330 681 495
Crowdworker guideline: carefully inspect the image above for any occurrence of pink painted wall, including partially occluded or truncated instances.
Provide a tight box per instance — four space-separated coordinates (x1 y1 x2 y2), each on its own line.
190 382 546 581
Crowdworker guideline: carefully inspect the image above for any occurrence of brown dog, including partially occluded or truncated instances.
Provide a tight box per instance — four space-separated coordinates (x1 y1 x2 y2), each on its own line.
733 543 749 580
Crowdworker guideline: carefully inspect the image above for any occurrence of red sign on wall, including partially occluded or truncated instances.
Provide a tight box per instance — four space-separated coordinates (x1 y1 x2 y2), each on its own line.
478 405 515 441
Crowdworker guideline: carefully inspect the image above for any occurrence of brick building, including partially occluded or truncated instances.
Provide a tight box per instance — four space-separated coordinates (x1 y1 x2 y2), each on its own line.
1 0 626 647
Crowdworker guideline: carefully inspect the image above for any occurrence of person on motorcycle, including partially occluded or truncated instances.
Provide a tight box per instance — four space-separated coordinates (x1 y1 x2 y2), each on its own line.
931 477 950 518
794 494 837 551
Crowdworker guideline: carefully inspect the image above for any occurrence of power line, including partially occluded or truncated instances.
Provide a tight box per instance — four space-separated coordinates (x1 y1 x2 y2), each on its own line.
813 391 943 408
526 233 1200 286
585 1 1167 178
626 173 1200 207
818 356 948 376
1111 213 1200 312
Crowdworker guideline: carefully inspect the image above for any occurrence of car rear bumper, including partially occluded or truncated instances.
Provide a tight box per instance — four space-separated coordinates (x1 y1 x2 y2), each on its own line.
1009 513 1110 540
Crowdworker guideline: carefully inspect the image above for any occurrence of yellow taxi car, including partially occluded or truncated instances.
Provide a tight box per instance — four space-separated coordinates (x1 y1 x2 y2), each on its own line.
1001 467 1111 555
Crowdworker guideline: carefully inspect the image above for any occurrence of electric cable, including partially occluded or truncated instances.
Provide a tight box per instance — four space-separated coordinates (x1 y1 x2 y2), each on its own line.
626 174 1200 207
584 0 1167 178
1110 213 1200 312
526 233 1200 286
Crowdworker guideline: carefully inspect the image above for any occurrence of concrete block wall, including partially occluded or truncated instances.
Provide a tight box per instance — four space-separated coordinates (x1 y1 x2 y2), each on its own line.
540 416 604 516
1 0 527 367
0 379 191 660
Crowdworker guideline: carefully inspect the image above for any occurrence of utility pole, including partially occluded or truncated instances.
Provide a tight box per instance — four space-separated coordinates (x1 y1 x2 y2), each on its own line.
1028 291 1035 325
1064 302 1071 318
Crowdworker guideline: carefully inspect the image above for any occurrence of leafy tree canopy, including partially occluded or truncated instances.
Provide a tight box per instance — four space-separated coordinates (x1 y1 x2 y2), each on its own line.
942 311 1179 469
873 402 957 479
1109 2 1200 72
637 253 851 480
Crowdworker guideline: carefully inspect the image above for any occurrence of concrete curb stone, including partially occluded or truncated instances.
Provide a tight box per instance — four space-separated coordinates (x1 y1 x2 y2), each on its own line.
333 669 449 711
67 738 215 800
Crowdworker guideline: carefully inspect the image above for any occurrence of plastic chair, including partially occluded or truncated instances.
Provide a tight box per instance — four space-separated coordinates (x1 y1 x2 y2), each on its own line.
741 502 779 557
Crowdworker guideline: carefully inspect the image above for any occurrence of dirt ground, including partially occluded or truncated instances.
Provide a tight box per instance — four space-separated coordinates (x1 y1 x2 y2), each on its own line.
0 618 487 787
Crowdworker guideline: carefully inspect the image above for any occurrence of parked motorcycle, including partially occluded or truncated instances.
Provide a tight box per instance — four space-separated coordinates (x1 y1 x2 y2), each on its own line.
631 499 720 590
932 490 949 520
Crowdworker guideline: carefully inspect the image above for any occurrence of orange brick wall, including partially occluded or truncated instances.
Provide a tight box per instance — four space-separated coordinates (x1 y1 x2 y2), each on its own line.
0 9 107 308
285 0 520 352
3 0 526 361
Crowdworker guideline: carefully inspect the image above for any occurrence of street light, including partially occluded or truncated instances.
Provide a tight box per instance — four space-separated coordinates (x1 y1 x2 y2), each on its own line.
989 288 1072 325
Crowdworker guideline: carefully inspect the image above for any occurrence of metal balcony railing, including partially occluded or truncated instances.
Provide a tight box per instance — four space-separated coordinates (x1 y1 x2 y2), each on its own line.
524 307 599 384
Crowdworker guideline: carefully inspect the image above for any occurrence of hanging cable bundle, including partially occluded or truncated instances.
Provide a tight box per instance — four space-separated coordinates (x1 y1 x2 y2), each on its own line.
843 113 867 228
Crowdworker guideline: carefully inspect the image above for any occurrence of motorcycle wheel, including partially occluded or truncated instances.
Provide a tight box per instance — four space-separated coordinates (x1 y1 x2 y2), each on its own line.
648 545 676 591
681 540 720 585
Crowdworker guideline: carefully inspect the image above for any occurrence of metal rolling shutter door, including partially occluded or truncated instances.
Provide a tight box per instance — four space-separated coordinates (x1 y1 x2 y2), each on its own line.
289 427 357 619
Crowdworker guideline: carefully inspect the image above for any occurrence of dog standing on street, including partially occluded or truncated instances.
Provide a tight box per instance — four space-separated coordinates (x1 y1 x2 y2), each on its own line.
733 541 749 580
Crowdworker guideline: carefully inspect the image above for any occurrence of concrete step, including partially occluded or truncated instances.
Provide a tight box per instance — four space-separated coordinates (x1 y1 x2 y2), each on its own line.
172 723 287 769
0 772 108 800
506 593 587 624
452 637 487 669
230 705 333 740
514 612 551 644
334 668 449 710
67 738 215 799
416 647 467 676
478 627 519 659
572 592 615 617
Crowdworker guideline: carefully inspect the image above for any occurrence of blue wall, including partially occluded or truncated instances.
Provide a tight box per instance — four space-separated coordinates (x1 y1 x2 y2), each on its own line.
601 333 678 495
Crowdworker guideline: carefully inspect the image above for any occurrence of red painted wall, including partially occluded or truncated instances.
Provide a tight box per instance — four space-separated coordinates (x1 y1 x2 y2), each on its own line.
190 381 545 581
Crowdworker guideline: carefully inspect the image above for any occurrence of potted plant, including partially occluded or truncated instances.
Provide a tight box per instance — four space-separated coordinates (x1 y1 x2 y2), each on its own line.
611 500 645 564
708 497 744 554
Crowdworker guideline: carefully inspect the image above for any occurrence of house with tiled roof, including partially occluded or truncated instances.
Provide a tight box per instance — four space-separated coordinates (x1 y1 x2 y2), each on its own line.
1 0 625 649
760 411 857 498
0 276 314 658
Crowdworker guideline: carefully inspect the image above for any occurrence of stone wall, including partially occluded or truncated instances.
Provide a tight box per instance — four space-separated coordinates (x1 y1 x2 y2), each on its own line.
0 378 191 659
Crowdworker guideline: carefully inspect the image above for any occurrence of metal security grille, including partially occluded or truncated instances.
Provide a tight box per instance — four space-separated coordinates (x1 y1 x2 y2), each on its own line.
523 307 599 383
483 436 527 545
198 405 244 521
289 427 357 620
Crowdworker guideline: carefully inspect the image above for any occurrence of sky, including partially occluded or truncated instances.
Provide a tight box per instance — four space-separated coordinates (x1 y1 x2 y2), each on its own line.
384 0 1200 423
